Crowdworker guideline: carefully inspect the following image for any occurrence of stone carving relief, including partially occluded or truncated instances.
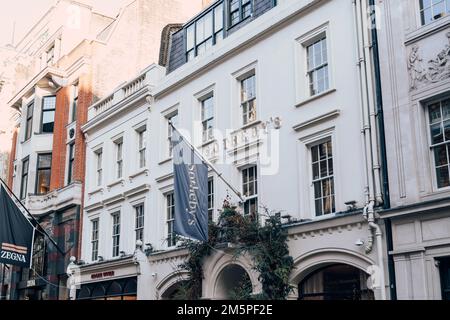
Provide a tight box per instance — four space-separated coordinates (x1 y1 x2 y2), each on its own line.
408 32 450 90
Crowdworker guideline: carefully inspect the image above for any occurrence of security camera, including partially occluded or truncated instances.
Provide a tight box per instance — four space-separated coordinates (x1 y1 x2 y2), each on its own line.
355 239 365 247
151 272 157 278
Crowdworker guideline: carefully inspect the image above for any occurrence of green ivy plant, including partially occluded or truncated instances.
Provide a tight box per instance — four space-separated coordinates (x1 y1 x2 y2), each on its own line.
174 199 294 300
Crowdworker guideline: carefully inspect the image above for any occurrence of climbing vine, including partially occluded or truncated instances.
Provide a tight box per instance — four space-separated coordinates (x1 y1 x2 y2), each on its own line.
174 199 294 300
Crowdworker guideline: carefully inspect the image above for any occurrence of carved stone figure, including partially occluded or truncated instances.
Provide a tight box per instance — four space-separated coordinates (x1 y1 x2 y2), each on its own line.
408 32 450 90
407 45 426 90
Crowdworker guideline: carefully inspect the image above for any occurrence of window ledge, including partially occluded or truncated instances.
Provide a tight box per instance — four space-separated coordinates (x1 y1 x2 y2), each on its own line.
295 88 336 107
227 14 253 31
158 157 172 166
198 138 216 149
405 15 450 45
231 120 262 134
129 168 149 182
106 178 125 190
88 187 104 198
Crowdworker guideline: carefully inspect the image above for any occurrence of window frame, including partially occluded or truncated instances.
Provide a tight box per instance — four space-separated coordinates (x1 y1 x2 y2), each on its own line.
427 97 450 190
71 82 78 123
40 95 56 134
185 1 225 61
167 112 179 158
67 142 75 185
91 218 99 262
166 192 176 247
310 138 336 217
241 165 258 216
95 148 103 186
229 0 253 28
137 128 147 169
419 0 450 25
240 74 257 126
46 44 55 66
24 102 34 141
208 178 214 221
20 157 29 200
35 153 52 195
111 212 121 258
114 139 123 179
201 95 214 142
306 35 329 97
134 204 145 243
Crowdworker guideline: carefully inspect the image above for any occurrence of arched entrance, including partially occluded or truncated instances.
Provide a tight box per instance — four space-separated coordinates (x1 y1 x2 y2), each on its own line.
214 264 252 299
160 280 188 300
298 264 374 300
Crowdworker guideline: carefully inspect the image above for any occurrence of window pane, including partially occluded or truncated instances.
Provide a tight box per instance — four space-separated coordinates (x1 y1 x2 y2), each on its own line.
196 17 205 43
434 145 448 166
314 182 321 199
315 199 323 216
187 25 195 50
43 96 56 110
242 3 252 18
36 169 51 194
433 1 445 19
214 4 223 32
41 110 55 133
204 12 213 38
230 0 239 12
431 123 444 144
38 154 52 168
436 165 450 188
420 0 431 10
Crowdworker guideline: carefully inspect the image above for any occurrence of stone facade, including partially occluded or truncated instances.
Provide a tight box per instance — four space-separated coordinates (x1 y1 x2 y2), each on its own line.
376 0 450 300
78 0 390 300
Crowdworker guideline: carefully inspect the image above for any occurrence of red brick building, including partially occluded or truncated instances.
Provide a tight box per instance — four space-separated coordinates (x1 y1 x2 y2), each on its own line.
2 0 204 300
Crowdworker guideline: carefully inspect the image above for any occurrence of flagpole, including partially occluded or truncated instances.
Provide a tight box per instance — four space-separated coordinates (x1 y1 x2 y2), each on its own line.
169 121 245 202
0 178 65 255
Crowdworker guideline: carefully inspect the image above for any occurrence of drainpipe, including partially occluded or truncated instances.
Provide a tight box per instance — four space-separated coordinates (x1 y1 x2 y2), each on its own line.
368 0 396 299
353 0 387 300
352 0 371 204
360 0 383 205
363 201 386 300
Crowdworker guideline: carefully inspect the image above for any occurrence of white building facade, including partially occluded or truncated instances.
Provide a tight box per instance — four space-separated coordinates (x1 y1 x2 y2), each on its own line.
376 0 450 300
78 0 391 300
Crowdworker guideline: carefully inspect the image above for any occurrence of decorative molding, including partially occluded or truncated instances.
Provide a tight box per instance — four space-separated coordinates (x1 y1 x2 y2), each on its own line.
106 178 125 191
123 184 150 199
155 172 174 184
293 109 340 132
128 168 149 183
408 32 450 91
295 88 336 107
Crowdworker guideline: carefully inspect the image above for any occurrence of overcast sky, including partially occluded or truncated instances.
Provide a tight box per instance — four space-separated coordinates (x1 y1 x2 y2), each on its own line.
0 0 125 47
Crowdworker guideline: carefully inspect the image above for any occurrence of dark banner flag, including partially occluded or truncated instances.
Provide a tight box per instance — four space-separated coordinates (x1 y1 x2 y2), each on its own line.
172 128 208 242
0 184 35 268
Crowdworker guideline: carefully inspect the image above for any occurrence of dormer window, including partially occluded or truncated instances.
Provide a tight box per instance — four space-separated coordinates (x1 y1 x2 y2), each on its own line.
186 2 224 61
229 0 252 26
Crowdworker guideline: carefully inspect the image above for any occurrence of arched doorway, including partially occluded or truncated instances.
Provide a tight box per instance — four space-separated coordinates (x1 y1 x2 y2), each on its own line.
214 264 252 299
161 280 188 300
298 264 374 300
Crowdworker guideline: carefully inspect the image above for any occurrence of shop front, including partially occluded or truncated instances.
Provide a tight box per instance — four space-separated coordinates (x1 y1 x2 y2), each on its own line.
77 255 138 300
